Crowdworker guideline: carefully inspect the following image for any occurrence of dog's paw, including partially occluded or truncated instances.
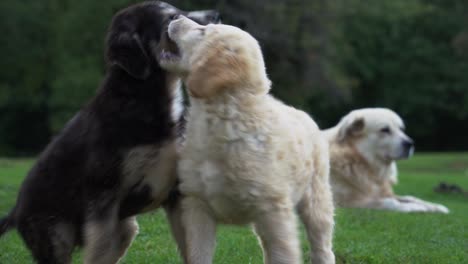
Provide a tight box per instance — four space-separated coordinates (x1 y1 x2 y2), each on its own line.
432 204 450 214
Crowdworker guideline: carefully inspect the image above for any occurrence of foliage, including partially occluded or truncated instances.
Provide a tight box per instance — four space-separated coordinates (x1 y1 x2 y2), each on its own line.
331 0 468 150
0 0 467 154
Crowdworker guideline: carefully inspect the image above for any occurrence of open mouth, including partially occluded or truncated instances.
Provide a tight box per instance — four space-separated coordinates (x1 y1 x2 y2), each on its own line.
158 30 180 63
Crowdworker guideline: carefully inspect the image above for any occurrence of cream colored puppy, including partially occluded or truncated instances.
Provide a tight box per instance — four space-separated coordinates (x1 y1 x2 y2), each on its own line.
323 108 448 213
164 16 335 264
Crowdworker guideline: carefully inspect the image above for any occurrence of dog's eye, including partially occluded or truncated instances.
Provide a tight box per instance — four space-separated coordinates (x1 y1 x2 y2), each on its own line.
380 127 391 134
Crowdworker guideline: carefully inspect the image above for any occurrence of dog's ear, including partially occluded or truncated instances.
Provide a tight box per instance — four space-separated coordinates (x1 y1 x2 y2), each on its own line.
107 29 151 80
186 46 243 98
337 116 365 142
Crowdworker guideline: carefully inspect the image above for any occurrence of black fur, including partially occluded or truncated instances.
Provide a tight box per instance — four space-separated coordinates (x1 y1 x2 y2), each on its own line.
0 2 219 263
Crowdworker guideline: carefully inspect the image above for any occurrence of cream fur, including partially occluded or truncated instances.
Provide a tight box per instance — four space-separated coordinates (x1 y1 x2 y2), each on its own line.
167 17 335 264
323 108 449 213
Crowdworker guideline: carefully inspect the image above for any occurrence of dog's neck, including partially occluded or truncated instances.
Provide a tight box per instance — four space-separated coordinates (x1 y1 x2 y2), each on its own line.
190 90 266 117
89 66 184 147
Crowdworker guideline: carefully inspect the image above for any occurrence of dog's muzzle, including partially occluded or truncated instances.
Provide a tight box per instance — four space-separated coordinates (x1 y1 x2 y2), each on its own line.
402 139 414 158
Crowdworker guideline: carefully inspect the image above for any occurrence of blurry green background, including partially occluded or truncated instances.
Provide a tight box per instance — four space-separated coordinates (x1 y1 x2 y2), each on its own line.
0 0 467 155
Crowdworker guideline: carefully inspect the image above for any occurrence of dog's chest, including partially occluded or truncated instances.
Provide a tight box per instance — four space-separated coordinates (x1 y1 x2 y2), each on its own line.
180 159 262 223
180 101 286 222
169 79 184 123
123 142 178 202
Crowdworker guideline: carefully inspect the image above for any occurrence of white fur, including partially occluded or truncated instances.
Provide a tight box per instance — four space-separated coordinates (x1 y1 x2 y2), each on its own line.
323 108 449 214
170 79 184 123
169 17 336 264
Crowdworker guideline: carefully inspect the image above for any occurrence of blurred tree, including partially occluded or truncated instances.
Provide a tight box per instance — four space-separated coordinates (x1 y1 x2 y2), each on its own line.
0 0 467 155
332 0 468 150
47 0 139 132
0 0 51 154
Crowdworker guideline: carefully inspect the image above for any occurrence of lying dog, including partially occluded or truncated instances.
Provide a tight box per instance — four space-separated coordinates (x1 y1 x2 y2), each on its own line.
162 16 336 264
323 108 449 213
0 2 219 263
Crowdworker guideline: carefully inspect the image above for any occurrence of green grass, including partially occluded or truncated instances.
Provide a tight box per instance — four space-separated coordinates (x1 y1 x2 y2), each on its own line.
0 153 467 263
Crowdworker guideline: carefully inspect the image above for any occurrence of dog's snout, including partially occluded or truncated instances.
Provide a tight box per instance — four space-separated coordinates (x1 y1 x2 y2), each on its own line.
187 10 221 25
170 14 181 21
210 11 221 23
403 138 414 149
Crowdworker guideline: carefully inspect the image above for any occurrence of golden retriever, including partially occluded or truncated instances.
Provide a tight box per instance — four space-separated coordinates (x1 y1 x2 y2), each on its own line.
323 108 449 213
163 16 335 264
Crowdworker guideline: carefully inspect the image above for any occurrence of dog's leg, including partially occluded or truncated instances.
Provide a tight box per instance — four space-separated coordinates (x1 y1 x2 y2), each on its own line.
115 216 139 261
253 207 301 264
164 199 187 261
371 197 431 212
397 195 449 213
83 198 124 264
297 186 335 264
182 196 217 264
17 219 75 264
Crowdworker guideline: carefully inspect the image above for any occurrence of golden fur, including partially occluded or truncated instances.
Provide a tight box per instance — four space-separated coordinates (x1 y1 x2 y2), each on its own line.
324 108 449 213
166 17 335 264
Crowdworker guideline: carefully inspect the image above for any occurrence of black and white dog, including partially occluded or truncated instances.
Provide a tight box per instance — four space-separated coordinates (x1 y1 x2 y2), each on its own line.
0 2 219 263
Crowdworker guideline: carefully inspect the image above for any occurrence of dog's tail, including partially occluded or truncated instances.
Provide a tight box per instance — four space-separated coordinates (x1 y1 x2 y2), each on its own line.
0 211 15 237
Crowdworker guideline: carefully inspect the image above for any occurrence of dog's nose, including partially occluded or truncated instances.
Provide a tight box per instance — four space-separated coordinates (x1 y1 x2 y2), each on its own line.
403 138 414 149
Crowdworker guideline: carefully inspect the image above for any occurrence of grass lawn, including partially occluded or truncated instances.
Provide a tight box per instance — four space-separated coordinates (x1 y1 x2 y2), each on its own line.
0 153 467 263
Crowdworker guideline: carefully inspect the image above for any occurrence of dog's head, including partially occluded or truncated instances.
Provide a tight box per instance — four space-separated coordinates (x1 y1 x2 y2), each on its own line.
162 16 271 98
106 1 220 80
336 108 414 162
